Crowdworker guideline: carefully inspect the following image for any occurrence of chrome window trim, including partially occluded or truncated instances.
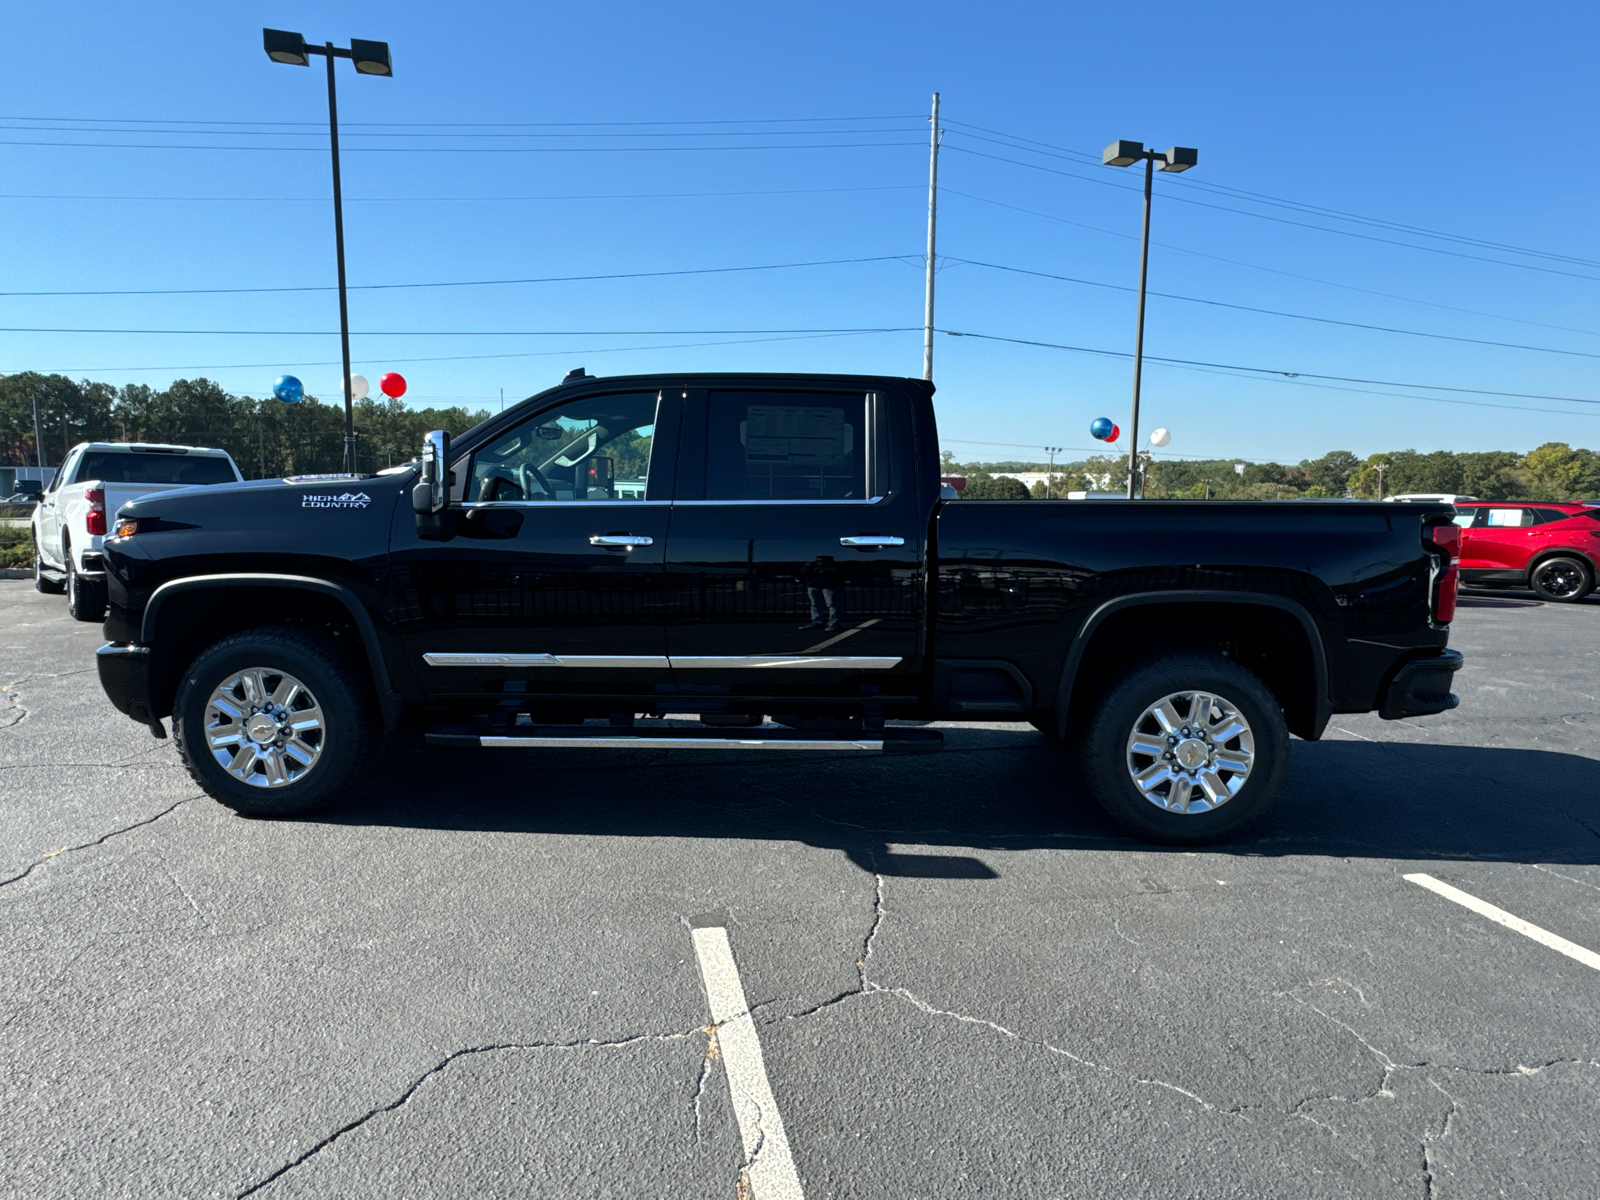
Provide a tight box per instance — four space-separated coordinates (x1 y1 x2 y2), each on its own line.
670 497 885 506
456 499 671 509
424 652 901 670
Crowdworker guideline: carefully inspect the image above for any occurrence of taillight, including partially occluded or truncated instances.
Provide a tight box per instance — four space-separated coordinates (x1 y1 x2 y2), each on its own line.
1426 522 1460 624
84 488 107 536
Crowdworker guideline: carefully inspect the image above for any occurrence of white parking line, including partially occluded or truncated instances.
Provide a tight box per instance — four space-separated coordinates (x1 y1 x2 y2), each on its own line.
1405 872 1600 972
689 918 806 1200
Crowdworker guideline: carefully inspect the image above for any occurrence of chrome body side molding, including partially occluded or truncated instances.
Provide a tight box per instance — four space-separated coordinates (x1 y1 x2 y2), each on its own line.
422 652 671 669
423 653 903 670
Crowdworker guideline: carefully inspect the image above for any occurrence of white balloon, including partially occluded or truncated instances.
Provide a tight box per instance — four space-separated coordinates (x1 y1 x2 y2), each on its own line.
343 373 369 401
1149 427 1171 448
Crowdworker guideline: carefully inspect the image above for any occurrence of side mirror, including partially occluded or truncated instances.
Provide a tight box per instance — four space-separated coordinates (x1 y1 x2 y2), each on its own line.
412 430 450 515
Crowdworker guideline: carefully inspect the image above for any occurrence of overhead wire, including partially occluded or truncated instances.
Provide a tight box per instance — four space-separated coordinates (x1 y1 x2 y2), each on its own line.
937 328 1600 412
0 255 919 297
941 139 1600 284
942 118 1600 271
945 257 1600 360
939 188 1600 339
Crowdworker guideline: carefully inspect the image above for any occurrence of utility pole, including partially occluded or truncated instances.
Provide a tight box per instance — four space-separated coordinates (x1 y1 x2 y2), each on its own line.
1045 446 1062 498
32 389 45 469
1375 461 1390 499
922 91 941 383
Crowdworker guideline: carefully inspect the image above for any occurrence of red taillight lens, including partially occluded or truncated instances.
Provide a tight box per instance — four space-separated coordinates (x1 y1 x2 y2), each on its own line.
1426 523 1460 624
84 487 106 536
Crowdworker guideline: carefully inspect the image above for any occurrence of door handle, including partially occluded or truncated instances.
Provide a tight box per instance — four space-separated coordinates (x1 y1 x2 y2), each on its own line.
590 534 653 548
840 535 905 548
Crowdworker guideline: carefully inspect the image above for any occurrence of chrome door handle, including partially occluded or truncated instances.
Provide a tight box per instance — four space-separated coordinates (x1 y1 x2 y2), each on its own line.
590 534 654 548
840 535 905 547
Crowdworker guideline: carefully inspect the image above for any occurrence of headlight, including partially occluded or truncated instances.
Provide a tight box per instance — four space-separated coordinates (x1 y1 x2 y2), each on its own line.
113 519 138 538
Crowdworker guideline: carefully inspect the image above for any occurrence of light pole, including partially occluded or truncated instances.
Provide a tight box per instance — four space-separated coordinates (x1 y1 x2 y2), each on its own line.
1102 140 1197 498
1044 446 1062 498
1375 461 1390 499
263 29 393 476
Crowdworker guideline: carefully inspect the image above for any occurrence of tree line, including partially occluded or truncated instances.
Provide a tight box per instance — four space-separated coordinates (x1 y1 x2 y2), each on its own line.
944 443 1600 502
0 372 490 479
3 370 1595 500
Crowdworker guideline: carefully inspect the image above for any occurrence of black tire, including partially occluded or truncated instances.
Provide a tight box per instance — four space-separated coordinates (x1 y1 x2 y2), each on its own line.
173 626 375 817
1529 556 1593 603
34 552 65 594
65 557 107 623
1080 653 1290 844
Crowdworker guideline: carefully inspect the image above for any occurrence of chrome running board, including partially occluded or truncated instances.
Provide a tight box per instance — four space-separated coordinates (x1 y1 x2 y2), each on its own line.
425 725 942 755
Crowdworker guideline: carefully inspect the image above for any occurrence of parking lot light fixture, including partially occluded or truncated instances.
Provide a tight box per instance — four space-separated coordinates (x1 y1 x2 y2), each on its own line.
1104 139 1199 497
262 28 394 475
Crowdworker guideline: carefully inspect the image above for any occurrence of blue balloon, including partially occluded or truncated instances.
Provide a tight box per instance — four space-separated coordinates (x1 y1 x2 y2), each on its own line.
272 375 304 404
1089 416 1114 441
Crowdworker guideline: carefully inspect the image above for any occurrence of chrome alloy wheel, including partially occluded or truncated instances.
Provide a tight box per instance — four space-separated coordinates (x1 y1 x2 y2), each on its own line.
1125 689 1255 814
1534 559 1586 600
204 667 326 788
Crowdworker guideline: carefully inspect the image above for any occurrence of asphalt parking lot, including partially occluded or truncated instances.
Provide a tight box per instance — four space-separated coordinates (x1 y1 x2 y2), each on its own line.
2 580 1597 1199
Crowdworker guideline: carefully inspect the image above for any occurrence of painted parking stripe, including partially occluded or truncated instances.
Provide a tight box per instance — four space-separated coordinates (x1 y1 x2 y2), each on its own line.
1405 872 1600 972
689 917 805 1200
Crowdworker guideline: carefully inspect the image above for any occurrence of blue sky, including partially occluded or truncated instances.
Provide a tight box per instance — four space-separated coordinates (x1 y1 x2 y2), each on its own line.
4 1 1599 464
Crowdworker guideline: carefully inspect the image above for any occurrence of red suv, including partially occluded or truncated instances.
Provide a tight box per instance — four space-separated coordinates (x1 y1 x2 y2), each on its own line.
1453 501 1600 602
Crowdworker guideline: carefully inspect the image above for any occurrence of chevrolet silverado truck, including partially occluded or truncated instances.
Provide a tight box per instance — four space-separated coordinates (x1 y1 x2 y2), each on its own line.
32 441 243 621
94 371 1463 842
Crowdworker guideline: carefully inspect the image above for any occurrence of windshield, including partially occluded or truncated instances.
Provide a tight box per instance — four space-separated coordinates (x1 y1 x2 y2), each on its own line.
77 452 237 486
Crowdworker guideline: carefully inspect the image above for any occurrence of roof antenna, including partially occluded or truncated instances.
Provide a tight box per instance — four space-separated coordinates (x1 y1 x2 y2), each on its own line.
563 367 589 383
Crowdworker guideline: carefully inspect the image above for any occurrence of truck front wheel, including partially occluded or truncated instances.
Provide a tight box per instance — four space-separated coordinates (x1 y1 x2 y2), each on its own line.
173 626 375 818
1081 653 1289 844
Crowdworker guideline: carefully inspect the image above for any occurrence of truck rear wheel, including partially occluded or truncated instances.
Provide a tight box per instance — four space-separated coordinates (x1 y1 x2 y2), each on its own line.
1080 653 1289 844
66 558 107 623
173 626 375 818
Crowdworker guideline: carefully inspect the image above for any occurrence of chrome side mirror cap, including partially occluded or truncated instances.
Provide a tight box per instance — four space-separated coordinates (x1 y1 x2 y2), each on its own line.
412 429 450 515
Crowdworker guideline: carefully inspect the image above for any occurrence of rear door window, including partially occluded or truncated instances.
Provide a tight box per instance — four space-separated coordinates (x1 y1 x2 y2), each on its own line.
705 392 867 501
1484 507 1536 528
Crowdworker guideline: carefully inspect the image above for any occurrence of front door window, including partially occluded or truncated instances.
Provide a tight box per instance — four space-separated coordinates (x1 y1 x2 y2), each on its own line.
467 392 657 503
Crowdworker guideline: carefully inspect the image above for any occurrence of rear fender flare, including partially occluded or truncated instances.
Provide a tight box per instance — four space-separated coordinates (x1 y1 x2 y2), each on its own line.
1051 590 1331 740
142 573 402 729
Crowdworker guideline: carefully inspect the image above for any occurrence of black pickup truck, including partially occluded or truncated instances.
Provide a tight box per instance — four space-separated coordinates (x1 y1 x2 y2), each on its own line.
94 371 1463 842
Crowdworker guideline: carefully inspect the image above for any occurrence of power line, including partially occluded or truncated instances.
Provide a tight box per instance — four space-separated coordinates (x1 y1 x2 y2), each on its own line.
938 328 1600 408
942 140 1600 284
0 325 918 337
0 184 924 204
2 112 923 128
0 138 925 155
940 188 1600 340
0 123 924 141
947 256 1600 361
11 330 904 375
0 255 917 298
942 118 1600 271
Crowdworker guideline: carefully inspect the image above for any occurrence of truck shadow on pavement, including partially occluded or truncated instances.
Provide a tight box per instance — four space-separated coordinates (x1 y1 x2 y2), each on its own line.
324 730 1600 874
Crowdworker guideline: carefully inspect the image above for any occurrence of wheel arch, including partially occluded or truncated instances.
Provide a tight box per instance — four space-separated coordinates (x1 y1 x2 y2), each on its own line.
143 574 401 728
1526 545 1598 578
1052 591 1332 742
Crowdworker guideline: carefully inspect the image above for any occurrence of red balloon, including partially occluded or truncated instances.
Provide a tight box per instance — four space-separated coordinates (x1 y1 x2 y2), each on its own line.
379 371 407 399
1107 423 1121 442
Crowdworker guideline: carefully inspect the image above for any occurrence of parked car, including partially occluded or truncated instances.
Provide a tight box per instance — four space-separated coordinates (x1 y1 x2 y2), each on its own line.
32 442 243 621
1452 501 1600 602
94 371 1462 843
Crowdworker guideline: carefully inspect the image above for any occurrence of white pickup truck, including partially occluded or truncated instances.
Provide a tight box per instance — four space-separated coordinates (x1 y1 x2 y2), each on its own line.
32 442 243 621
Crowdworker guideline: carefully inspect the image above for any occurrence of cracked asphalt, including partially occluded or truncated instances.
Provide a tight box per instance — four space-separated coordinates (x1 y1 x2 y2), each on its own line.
2 580 1597 1198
